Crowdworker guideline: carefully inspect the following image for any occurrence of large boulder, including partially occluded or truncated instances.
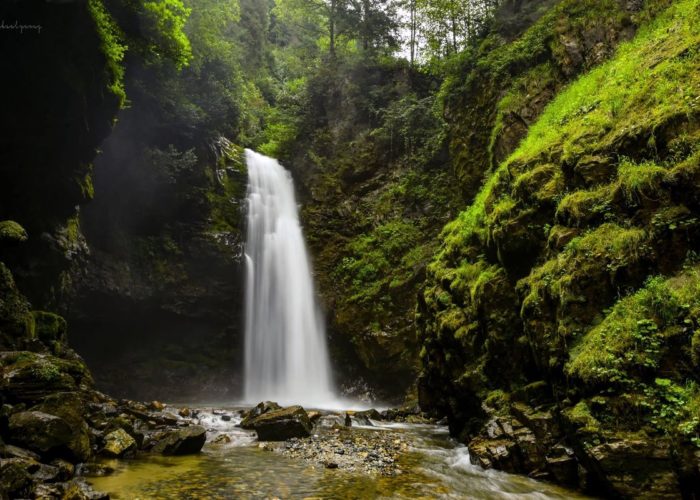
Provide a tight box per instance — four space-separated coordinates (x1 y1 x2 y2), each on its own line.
31 392 91 462
240 401 281 429
0 352 91 403
8 411 75 459
151 425 206 455
248 406 312 441
101 428 136 458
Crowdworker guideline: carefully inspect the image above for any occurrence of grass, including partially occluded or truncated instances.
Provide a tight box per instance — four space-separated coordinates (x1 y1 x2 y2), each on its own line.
507 0 700 167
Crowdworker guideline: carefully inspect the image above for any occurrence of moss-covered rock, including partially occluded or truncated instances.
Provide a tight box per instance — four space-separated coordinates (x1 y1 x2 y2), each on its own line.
31 312 68 344
0 221 28 245
0 263 33 349
419 0 700 496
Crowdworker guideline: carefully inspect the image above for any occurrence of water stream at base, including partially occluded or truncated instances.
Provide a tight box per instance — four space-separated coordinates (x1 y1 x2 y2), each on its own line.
89 408 590 499
243 150 334 407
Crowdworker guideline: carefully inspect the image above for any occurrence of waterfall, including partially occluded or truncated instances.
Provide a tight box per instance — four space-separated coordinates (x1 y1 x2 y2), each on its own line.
243 149 335 407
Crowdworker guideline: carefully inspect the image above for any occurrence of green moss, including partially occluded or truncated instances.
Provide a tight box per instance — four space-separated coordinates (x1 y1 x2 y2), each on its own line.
616 157 669 204
0 221 28 244
508 0 700 167
88 0 127 106
556 185 613 226
31 311 68 344
564 401 601 434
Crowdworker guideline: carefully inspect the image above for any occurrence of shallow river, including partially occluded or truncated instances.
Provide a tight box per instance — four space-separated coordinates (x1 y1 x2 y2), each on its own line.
90 408 589 499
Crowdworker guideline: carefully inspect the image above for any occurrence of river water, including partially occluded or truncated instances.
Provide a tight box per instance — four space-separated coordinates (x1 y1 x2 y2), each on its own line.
89 408 589 499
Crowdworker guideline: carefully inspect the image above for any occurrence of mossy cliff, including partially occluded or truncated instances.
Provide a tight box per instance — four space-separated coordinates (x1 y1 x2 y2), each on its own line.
418 0 700 496
272 61 462 402
69 136 247 401
0 0 123 313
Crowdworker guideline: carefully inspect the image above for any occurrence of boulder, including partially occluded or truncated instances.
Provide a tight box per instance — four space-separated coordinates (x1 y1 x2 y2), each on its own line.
0 458 36 498
151 425 207 455
62 478 109 500
586 438 680 498
545 445 578 488
31 462 61 482
8 411 74 459
31 311 68 344
31 392 91 462
0 444 41 461
248 406 312 441
240 401 281 429
101 428 136 458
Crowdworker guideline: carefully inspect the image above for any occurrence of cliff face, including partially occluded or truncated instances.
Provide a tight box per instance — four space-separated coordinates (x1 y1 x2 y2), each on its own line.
275 61 462 402
67 131 247 401
0 0 122 315
418 0 700 496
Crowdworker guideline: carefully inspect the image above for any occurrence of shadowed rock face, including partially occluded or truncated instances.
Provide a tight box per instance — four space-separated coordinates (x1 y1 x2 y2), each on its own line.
0 0 121 311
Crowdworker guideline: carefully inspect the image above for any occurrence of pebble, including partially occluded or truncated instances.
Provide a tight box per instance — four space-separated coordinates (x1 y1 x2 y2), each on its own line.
274 424 405 475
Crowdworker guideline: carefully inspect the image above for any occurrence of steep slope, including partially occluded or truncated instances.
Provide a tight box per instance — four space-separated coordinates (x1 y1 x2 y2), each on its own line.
418 0 700 496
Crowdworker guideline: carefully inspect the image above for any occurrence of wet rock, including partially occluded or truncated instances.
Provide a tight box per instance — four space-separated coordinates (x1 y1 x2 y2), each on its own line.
101 428 136 458
307 411 322 424
545 445 578 488
35 482 65 498
586 438 679 498
240 401 281 429
31 462 60 482
221 414 232 422
0 352 80 403
213 434 232 444
0 458 36 498
151 425 207 455
249 406 312 441
148 401 166 411
31 392 91 462
0 443 41 461
178 407 192 417
50 459 74 481
354 409 381 421
76 463 114 477
62 478 109 499
8 411 75 459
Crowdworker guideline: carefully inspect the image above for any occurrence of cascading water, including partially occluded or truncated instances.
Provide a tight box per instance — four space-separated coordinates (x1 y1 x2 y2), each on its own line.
243 149 335 407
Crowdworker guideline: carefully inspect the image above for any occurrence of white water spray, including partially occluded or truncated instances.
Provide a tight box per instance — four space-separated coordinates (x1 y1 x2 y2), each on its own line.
243 149 335 407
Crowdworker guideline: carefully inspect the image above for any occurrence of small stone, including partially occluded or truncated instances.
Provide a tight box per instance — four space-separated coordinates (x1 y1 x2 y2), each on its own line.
148 401 166 411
